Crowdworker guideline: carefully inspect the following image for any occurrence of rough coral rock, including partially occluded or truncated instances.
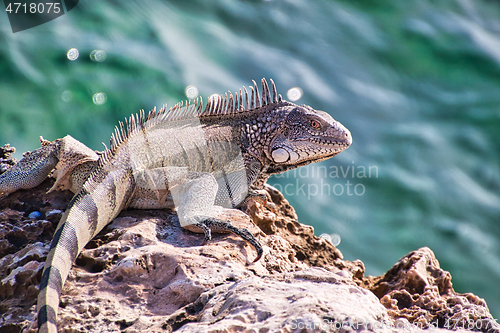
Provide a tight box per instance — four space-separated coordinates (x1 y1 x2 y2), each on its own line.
364 247 499 332
0 177 498 333
0 144 17 174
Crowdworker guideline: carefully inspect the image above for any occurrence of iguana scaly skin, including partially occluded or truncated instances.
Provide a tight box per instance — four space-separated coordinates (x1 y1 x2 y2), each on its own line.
0 79 352 333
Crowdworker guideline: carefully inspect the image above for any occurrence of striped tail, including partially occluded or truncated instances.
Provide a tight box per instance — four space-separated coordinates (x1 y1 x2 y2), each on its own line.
37 166 134 332
37 208 79 333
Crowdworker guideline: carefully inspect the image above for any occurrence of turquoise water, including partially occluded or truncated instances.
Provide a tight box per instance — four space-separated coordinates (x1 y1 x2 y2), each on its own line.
1 0 500 319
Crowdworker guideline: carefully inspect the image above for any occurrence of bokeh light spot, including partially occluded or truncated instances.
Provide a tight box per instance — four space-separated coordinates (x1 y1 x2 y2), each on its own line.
61 90 73 102
319 233 341 246
90 50 106 62
185 85 199 99
287 87 303 101
67 48 79 61
92 92 107 105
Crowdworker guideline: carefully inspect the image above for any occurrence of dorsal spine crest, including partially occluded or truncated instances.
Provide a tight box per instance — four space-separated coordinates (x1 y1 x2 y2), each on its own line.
109 78 283 153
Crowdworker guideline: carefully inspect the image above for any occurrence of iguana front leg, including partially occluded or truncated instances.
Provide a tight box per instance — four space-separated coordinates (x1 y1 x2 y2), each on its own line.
0 135 99 196
130 169 263 262
177 173 263 262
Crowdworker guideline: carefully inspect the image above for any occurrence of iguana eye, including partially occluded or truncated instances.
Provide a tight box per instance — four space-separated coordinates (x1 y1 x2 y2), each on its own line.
310 119 321 130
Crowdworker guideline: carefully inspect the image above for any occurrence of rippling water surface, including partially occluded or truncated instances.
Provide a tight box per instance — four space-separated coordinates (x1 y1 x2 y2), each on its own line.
1 0 499 318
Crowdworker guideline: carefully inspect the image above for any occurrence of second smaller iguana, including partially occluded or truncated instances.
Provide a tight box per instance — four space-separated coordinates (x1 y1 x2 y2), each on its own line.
0 78 352 333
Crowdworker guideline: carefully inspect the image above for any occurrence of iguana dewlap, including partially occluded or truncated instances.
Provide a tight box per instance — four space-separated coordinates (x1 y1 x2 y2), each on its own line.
0 79 351 333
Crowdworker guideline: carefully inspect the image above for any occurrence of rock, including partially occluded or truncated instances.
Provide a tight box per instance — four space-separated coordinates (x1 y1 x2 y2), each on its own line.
0 144 16 174
0 178 73 258
44 209 63 224
166 270 387 333
0 179 498 333
363 247 499 332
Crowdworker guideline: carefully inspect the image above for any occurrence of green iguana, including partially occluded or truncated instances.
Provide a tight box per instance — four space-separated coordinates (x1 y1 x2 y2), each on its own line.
0 79 352 333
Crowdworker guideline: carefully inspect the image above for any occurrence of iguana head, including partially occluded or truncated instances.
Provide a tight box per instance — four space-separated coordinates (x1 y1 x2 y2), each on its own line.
266 102 352 168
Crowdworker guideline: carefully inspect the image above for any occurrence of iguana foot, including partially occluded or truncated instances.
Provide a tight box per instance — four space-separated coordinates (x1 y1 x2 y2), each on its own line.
191 218 263 262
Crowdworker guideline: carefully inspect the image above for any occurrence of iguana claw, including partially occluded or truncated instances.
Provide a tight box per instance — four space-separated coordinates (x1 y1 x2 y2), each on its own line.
194 218 263 262
192 220 212 244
